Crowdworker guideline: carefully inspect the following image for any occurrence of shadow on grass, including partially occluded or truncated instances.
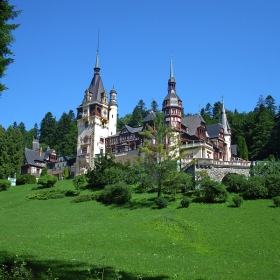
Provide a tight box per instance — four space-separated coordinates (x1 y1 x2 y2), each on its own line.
0 250 169 280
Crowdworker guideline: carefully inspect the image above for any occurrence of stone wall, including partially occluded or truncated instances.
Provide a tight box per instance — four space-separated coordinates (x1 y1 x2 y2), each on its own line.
195 165 250 182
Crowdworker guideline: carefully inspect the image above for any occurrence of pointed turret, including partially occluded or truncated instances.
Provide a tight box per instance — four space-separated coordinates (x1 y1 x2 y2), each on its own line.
87 49 105 102
220 99 231 135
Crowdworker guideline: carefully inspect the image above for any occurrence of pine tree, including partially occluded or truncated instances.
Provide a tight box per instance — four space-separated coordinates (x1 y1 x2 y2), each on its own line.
39 112 57 148
6 126 23 177
0 125 8 179
237 136 248 160
0 0 21 95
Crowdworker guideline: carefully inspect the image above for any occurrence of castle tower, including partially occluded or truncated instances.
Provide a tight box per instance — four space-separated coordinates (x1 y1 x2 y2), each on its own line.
76 44 118 174
162 59 182 129
220 98 232 161
108 85 118 136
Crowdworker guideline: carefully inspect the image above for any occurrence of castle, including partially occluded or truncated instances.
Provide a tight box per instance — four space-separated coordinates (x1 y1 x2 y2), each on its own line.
75 49 235 175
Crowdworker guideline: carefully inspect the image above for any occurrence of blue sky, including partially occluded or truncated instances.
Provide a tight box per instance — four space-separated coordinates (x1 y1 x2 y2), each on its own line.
1 0 280 130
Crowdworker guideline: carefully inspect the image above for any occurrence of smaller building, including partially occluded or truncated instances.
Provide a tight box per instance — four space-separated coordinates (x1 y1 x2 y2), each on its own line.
21 139 57 178
47 155 76 180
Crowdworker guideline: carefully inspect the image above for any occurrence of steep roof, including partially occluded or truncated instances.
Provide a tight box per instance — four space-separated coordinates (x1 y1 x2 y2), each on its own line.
231 144 237 156
24 148 45 167
181 114 205 136
124 125 143 133
142 111 156 123
220 101 231 135
88 49 105 103
206 123 222 139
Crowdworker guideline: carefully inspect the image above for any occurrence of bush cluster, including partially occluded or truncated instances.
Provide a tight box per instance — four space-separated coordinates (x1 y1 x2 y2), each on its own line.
73 174 87 190
265 175 280 197
273 196 280 207
232 194 243 207
27 189 64 200
222 173 247 193
71 194 96 203
16 174 37 185
155 196 168 209
200 179 228 203
0 179 11 191
98 182 132 205
241 176 267 199
37 175 57 188
180 197 191 208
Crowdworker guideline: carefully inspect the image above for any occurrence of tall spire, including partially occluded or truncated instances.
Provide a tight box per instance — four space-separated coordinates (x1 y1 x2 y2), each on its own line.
94 31 100 73
170 58 174 78
220 98 231 135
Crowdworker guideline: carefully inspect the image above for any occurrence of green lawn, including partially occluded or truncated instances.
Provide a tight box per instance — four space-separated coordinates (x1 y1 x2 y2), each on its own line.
0 181 279 280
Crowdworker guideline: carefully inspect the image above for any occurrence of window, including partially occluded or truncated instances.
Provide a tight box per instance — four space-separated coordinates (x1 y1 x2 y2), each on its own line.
84 136 88 143
82 147 87 154
100 149 103 154
85 121 88 128
100 137 104 144
112 115 113 118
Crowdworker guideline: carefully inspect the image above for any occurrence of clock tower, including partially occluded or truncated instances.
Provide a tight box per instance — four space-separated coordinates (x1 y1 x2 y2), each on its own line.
76 47 117 174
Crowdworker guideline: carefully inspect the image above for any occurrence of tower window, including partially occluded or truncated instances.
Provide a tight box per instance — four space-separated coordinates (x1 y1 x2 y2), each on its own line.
85 121 88 128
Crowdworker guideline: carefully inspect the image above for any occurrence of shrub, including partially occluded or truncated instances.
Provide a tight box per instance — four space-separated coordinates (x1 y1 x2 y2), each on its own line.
272 196 280 207
155 196 168 209
241 176 268 199
232 194 243 207
0 179 11 191
98 182 132 205
64 190 78 197
71 194 93 203
181 197 191 208
51 193 65 199
27 189 64 200
222 173 247 193
38 175 57 188
265 175 280 197
73 174 87 190
40 167 48 177
200 179 228 203
16 174 37 185
62 167 69 180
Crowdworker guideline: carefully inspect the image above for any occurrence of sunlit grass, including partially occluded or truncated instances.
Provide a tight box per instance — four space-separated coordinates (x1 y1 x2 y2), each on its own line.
0 181 279 279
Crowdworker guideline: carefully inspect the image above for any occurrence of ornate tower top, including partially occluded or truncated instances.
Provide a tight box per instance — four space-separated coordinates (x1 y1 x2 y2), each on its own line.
87 35 105 103
109 85 118 106
163 58 182 109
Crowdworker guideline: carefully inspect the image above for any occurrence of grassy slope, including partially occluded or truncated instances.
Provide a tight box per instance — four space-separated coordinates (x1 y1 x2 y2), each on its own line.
0 181 279 280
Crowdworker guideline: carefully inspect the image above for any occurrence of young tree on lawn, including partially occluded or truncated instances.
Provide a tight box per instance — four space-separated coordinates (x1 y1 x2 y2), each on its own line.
0 0 21 95
139 112 187 197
